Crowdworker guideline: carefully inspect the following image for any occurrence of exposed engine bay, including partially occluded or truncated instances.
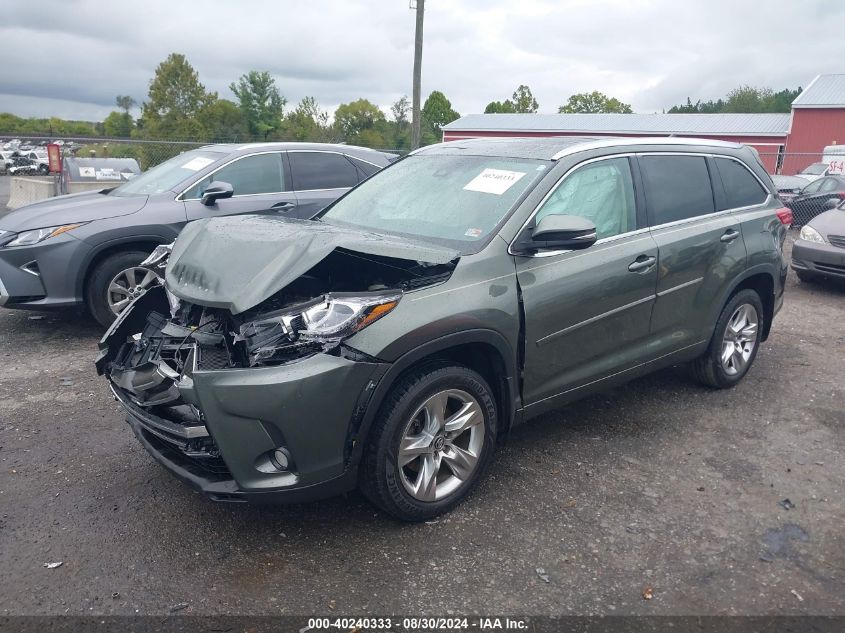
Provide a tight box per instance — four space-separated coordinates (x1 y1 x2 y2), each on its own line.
97 247 457 403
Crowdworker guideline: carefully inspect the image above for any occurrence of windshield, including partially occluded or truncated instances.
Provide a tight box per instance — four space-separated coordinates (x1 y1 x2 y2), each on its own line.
801 163 827 175
110 149 225 196
320 154 551 251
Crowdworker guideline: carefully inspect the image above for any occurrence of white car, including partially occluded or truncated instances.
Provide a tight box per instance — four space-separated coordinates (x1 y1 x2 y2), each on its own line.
25 151 50 174
797 162 829 183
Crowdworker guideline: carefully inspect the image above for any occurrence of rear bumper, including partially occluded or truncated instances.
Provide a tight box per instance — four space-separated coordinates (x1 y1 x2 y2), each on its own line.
792 239 845 278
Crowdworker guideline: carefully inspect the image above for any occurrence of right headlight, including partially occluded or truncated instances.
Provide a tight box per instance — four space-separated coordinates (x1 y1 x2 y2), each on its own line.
799 225 825 244
237 291 402 366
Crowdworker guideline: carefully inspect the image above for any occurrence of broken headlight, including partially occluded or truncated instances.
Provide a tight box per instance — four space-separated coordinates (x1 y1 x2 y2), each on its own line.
238 291 401 365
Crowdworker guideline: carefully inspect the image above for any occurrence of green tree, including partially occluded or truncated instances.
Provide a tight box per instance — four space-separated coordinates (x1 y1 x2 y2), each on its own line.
511 85 539 113
334 99 386 145
388 96 412 149
724 86 772 113
229 70 286 139
391 96 410 127
421 90 460 134
103 111 134 137
667 86 801 114
140 53 216 140
200 99 248 141
558 91 632 114
283 97 332 142
484 100 516 114
115 95 136 114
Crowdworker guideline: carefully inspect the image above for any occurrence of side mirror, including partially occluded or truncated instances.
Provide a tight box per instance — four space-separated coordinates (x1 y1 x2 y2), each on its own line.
200 181 234 206
824 198 841 210
524 214 597 252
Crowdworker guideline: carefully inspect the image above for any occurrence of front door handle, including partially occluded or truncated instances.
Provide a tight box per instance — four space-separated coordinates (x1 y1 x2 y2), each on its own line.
628 255 657 273
720 229 741 243
271 201 296 211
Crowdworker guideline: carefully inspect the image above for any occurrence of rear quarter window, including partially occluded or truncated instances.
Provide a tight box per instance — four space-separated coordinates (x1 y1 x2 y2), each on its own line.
714 158 768 209
640 155 715 225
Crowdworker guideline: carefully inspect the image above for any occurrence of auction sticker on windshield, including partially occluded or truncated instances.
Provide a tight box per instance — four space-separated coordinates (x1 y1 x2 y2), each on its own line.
182 156 215 171
463 168 526 195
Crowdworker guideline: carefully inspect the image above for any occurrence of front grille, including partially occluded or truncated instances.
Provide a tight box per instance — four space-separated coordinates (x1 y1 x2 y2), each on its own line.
112 383 233 480
828 235 845 249
140 429 233 480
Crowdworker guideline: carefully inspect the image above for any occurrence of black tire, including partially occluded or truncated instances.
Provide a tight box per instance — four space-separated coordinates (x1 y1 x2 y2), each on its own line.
85 250 150 327
38 164 49 175
795 270 816 284
691 289 764 389
360 363 497 521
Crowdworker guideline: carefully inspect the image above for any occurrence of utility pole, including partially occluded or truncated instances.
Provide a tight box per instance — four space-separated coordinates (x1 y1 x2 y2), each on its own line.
410 0 425 150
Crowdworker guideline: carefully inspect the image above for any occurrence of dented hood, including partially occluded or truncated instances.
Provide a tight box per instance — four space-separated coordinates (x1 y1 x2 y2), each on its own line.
166 215 460 314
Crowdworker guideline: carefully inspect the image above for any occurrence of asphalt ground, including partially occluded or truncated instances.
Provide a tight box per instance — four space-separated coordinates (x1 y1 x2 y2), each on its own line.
0 238 843 618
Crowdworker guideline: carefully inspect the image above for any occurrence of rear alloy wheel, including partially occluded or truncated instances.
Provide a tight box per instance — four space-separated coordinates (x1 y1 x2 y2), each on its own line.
85 251 157 327
361 363 497 521
691 289 763 389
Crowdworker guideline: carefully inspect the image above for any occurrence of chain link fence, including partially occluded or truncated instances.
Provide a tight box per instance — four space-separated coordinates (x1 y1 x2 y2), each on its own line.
0 135 407 171
2 135 842 226
758 152 844 227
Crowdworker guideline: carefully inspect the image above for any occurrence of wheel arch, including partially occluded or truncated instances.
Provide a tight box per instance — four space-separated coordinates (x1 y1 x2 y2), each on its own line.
77 235 169 299
349 329 519 470
714 266 776 343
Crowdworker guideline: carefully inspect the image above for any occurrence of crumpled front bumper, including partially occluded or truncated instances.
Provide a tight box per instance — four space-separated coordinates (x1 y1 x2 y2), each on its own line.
99 292 390 504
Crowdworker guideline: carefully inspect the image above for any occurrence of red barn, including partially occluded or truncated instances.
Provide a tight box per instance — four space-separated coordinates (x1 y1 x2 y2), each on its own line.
442 74 845 175
782 74 845 175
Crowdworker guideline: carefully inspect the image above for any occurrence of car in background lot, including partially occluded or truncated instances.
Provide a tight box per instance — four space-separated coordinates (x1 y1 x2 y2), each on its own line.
6 154 39 176
96 137 789 521
786 175 845 226
792 199 845 283
797 162 829 182
770 174 808 203
0 142 396 326
25 151 50 175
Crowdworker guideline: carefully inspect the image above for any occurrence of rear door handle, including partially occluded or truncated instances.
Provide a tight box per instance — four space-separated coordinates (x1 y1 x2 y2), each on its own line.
271 201 296 211
628 255 657 273
720 229 740 243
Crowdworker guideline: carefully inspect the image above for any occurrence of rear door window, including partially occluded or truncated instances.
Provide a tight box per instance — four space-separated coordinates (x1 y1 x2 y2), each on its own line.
289 151 360 190
714 158 768 209
640 155 715 225
348 156 382 179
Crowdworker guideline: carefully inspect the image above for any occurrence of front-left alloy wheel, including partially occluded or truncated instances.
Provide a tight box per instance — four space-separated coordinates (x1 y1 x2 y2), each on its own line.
85 251 157 327
361 363 497 521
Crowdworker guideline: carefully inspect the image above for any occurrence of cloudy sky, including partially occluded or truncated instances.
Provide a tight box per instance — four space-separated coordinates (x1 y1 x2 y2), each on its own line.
1 0 843 121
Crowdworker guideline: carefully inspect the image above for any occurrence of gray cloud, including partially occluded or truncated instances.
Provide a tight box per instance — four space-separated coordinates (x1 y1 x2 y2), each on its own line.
0 0 838 121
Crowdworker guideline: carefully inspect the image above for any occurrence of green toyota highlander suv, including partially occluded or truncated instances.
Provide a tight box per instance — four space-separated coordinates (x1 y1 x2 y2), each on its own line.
96 137 791 521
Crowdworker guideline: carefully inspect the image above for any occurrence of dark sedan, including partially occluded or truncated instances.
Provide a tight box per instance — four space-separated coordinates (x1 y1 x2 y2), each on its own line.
786 175 845 226
0 142 395 325
791 200 845 282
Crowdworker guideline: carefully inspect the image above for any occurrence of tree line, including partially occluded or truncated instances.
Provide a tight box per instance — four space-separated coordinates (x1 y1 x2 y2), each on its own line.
0 52 803 151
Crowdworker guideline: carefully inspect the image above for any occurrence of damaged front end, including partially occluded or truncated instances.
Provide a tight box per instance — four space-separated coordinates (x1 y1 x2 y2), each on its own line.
96 222 459 501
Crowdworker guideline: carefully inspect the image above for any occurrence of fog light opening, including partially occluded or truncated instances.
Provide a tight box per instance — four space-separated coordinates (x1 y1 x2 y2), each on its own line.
270 447 291 471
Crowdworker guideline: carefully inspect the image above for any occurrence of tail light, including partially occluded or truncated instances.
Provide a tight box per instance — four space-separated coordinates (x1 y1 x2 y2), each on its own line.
775 207 793 226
